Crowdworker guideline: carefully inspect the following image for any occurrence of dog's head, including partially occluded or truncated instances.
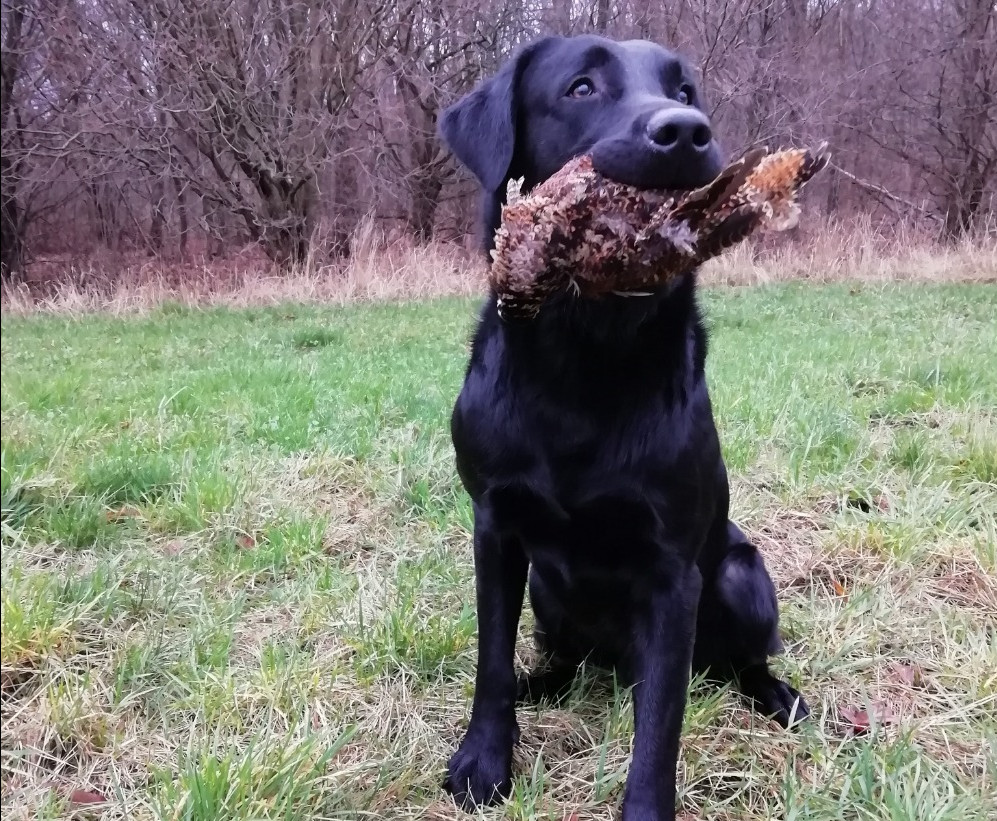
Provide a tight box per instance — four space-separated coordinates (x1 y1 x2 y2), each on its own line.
439 33 724 252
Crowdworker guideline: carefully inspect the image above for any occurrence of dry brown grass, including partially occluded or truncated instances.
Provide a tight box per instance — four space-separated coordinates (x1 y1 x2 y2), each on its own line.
698 215 997 287
3 216 995 317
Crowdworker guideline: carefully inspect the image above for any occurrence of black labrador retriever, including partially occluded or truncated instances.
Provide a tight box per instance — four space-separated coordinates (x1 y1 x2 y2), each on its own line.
437 33 808 821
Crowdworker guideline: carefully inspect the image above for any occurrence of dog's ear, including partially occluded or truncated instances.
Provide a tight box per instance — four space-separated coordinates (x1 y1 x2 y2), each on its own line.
438 37 555 192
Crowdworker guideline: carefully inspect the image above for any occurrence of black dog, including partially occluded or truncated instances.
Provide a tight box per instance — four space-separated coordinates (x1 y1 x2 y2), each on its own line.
437 33 808 821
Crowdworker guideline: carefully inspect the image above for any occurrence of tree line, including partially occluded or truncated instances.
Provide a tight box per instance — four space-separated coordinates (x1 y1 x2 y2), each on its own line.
2 0 994 279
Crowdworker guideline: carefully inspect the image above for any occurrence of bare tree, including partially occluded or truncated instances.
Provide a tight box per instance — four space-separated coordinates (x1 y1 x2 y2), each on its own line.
3 0 994 282
1 1 28 278
371 1 522 242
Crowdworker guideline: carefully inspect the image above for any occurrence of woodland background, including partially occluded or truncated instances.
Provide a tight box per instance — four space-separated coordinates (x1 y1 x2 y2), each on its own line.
2 0 994 286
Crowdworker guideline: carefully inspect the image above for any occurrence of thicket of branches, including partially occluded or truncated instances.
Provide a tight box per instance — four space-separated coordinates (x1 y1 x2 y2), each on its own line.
2 0 994 279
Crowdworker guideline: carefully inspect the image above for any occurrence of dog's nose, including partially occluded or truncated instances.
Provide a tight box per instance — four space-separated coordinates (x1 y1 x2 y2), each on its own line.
646 109 712 153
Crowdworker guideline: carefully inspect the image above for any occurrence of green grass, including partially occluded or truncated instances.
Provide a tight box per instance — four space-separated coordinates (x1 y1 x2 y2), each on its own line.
2 283 995 821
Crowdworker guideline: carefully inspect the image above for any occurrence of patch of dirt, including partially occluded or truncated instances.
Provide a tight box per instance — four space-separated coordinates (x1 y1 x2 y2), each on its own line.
923 556 997 613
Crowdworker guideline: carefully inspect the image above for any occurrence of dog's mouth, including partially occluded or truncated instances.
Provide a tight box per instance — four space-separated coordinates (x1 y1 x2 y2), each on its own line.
589 140 724 193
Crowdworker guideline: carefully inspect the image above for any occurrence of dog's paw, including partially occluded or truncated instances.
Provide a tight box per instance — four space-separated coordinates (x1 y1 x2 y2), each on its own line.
765 679 810 728
739 666 810 728
516 665 577 705
620 794 674 821
443 727 516 810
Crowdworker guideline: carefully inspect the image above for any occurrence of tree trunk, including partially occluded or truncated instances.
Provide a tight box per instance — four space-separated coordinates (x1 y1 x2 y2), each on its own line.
254 171 320 268
407 171 443 243
943 161 986 238
203 196 226 258
594 0 611 32
2 4 26 279
326 145 355 258
149 177 166 253
175 177 190 260
0 155 22 280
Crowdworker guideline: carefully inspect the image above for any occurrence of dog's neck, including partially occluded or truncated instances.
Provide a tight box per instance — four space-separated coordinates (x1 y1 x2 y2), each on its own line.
486 272 708 407
478 184 709 402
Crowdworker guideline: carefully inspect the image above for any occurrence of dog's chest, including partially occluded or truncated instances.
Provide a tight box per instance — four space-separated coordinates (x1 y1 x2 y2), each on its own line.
496 391 697 481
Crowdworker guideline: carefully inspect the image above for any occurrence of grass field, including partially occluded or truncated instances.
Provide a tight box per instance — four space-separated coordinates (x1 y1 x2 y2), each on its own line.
2 283 995 820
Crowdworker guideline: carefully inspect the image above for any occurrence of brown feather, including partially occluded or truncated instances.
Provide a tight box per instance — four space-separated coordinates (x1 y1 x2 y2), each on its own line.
489 142 830 318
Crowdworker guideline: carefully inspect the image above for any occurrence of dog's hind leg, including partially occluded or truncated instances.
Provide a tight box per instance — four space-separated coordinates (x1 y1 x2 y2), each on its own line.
516 568 590 705
693 521 809 728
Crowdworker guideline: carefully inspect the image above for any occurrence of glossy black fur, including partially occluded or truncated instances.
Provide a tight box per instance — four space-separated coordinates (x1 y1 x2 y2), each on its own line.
437 34 809 821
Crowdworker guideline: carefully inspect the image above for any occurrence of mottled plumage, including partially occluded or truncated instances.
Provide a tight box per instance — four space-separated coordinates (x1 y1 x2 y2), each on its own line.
490 142 830 319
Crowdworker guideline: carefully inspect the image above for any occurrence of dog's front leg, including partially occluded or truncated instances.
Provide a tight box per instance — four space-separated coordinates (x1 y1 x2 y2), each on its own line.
444 502 527 809
621 565 703 821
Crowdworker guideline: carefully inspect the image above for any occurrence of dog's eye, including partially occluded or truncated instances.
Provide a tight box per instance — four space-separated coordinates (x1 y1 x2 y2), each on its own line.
567 78 595 98
677 84 694 105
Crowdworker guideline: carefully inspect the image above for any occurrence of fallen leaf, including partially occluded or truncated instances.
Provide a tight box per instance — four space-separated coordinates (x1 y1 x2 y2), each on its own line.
869 699 897 725
840 705 870 735
69 789 107 806
841 701 896 736
888 662 923 687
